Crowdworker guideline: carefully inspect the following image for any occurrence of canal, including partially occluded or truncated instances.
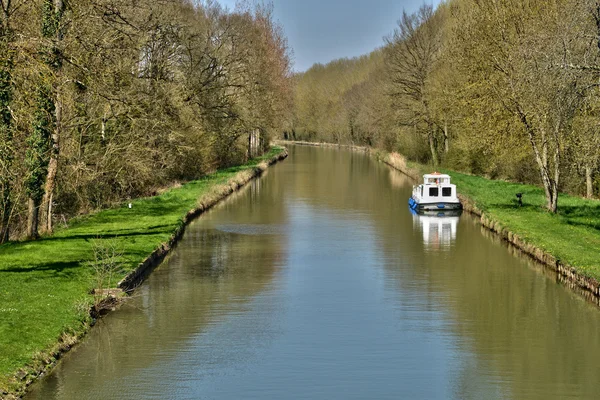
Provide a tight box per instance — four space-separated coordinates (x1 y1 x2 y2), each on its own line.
26 145 600 399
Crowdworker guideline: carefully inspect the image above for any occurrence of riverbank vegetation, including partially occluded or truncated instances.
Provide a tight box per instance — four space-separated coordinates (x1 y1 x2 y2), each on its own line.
0 146 286 396
290 0 600 212
0 0 292 244
449 171 600 280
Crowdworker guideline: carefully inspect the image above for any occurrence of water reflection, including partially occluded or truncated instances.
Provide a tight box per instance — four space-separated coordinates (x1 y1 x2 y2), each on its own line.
412 211 460 251
25 145 600 400
387 167 414 188
25 178 288 400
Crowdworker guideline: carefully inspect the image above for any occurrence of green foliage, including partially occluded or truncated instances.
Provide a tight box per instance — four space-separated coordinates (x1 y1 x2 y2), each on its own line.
40 0 64 70
0 59 12 129
0 0 293 240
0 31 14 161
0 42 13 172
41 0 63 39
292 51 392 147
0 11 15 243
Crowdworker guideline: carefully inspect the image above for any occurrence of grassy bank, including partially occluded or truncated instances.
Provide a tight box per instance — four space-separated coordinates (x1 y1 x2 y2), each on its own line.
447 171 600 279
380 151 600 281
0 146 286 397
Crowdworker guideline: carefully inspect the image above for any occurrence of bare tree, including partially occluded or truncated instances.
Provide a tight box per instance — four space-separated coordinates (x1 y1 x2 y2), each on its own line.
384 4 444 166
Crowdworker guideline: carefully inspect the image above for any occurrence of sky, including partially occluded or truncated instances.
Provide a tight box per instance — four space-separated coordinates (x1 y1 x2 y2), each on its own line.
216 0 442 72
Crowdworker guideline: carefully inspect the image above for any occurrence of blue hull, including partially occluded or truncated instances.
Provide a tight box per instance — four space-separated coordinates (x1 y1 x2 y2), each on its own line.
408 196 462 212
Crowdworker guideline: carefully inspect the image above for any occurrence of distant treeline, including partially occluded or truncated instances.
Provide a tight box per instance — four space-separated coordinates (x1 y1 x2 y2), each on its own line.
290 0 600 212
0 0 292 242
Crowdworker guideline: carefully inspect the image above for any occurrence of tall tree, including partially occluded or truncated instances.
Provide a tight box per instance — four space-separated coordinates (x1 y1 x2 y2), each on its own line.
39 0 65 234
454 0 593 212
384 4 444 166
25 83 52 239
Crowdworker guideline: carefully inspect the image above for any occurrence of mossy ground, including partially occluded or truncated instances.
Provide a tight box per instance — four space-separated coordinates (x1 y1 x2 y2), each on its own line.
0 147 285 395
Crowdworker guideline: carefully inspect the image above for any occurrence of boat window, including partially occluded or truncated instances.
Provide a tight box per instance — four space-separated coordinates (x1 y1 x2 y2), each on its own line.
442 187 452 197
429 187 439 197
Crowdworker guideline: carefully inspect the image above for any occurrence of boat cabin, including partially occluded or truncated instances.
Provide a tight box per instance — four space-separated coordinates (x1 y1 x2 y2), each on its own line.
409 172 462 211
424 174 450 185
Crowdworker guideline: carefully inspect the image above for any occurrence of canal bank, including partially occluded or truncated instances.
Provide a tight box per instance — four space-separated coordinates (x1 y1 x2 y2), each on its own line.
278 140 600 304
0 147 288 399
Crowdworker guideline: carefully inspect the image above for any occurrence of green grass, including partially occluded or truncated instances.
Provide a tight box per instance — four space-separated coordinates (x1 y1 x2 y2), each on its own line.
437 169 600 280
0 147 285 394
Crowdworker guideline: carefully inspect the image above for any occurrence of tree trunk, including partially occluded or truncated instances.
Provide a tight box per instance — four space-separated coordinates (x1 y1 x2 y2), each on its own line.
27 198 40 240
536 158 558 213
41 156 58 233
248 131 252 159
428 126 438 166
521 114 559 213
586 166 594 199
41 99 60 234
549 178 558 213
532 146 558 213
540 170 553 210
47 192 53 232
0 190 9 243
39 0 65 234
254 129 258 156
443 122 449 153
550 130 560 214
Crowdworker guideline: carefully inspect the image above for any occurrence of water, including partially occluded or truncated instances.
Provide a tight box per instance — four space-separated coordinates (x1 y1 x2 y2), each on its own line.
26 146 600 399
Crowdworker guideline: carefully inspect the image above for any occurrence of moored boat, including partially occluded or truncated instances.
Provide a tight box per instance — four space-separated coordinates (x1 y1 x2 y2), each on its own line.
408 172 462 212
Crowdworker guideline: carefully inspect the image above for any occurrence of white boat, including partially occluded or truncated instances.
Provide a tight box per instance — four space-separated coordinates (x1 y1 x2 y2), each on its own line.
408 172 462 212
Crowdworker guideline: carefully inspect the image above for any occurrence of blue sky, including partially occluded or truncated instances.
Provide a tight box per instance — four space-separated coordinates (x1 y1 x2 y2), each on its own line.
216 0 442 72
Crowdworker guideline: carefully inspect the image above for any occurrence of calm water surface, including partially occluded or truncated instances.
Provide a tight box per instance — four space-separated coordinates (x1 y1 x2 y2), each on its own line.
26 146 600 399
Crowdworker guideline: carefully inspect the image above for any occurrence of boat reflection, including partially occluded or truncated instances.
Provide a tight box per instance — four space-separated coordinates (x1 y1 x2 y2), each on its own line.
411 208 461 250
